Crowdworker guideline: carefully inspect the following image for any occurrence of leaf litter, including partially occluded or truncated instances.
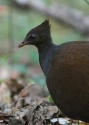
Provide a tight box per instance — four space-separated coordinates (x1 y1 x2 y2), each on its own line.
0 79 86 125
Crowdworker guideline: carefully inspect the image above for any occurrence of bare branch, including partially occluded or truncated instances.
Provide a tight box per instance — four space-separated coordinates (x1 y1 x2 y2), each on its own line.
14 0 89 35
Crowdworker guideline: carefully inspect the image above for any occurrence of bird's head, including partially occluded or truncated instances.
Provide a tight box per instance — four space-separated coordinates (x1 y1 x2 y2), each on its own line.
18 20 51 48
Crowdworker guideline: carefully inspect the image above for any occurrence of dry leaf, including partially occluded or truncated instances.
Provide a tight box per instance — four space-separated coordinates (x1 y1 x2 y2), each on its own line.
18 83 34 99
0 83 11 104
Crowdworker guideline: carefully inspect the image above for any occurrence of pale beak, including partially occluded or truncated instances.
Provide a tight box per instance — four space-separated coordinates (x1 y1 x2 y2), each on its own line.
18 40 28 48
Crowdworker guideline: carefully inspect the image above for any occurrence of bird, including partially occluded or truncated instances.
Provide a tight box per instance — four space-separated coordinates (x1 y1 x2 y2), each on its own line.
18 20 89 122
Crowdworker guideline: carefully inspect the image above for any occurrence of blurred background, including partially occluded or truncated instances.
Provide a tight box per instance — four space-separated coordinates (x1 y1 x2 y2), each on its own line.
0 0 89 101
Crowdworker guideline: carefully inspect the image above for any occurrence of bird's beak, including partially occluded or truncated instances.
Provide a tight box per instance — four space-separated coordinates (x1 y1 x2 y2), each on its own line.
18 39 28 48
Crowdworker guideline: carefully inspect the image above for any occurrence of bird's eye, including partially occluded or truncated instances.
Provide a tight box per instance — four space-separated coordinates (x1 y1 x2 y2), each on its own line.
30 34 36 39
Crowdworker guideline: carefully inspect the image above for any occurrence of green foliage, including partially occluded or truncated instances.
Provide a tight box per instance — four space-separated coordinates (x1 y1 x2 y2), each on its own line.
27 75 45 86
11 64 28 74
27 78 35 83
42 0 52 6
28 48 39 65
49 96 54 103
0 0 9 5
0 78 7 84
11 52 21 62
0 56 8 66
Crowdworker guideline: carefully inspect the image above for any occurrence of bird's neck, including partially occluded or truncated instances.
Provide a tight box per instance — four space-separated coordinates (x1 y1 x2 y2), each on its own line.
37 40 58 76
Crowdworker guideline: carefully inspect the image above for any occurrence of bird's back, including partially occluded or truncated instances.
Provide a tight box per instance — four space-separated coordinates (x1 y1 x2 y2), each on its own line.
47 41 89 122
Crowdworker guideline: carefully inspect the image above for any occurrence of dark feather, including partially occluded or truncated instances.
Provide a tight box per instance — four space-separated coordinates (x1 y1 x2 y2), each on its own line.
19 20 89 122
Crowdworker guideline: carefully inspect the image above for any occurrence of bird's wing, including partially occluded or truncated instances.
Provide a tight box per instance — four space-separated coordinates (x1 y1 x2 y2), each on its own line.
46 41 89 121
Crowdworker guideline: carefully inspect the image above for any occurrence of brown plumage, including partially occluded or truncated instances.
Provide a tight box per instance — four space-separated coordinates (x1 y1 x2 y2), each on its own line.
18 20 89 122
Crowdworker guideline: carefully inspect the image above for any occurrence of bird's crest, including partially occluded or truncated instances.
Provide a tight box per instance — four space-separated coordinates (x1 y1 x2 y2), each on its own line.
29 19 51 35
